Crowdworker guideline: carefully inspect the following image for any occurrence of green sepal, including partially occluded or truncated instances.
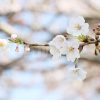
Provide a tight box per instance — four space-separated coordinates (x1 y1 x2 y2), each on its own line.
9 38 24 44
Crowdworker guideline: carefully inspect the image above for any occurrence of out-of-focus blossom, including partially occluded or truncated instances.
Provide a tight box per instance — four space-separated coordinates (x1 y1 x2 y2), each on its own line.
0 0 22 15
0 39 8 47
67 66 87 81
67 16 89 36
24 45 30 52
11 34 18 40
49 35 66 60
62 39 80 62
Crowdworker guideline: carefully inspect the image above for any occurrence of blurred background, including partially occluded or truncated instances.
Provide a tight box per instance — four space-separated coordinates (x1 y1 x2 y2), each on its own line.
0 0 100 100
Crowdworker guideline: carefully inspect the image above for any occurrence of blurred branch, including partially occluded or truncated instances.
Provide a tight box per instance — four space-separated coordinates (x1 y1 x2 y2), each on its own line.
0 56 100 73
0 53 27 69
0 22 18 35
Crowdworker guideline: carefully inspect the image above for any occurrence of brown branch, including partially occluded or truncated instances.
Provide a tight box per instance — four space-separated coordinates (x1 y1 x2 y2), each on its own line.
24 39 100 53
80 39 100 46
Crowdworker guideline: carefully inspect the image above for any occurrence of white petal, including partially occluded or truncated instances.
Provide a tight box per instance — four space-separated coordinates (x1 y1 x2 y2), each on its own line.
81 23 89 35
67 53 76 62
66 48 80 62
78 68 87 80
68 39 79 48
49 35 66 49
67 67 87 81
49 46 59 55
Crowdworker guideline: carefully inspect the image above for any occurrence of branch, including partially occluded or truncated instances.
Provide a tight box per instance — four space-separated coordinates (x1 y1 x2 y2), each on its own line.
80 40 100 46
0 22 100 53
0 22 100 71
25 39 100 53
0 22 51 53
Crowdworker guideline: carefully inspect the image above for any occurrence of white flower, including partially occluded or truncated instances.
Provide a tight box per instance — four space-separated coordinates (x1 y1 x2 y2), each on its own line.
62 39 80 62
67 16 89 36
49 35 66 59
11 34 17 39
0 39 8 47
67 66 87 81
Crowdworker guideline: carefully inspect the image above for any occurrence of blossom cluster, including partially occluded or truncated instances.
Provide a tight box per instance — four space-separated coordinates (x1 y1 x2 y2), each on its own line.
49 16 90 81
0 16 99 82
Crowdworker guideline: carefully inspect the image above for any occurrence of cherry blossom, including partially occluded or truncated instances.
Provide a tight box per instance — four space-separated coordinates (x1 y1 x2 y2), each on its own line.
62 39 80 62
67 66 87 81
11 34 18 40
0 15 99 82
67 16 89 36
49 35 66 59
0 39 8 47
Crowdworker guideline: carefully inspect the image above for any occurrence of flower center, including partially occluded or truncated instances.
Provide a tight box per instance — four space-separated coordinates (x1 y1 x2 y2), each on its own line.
0 42 5 47
74 24 81 30
69 47 74 52
72 69 80 77
73 69 79 73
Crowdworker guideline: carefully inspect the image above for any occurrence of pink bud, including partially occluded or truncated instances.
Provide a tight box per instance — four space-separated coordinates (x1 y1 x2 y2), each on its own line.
97 25 100 28
11 34 17 39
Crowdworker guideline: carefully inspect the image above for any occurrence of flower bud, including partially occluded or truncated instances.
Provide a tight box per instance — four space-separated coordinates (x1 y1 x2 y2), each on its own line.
93 24 100 35
11 34 17 40
97 25 100 28
24 45 30 52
